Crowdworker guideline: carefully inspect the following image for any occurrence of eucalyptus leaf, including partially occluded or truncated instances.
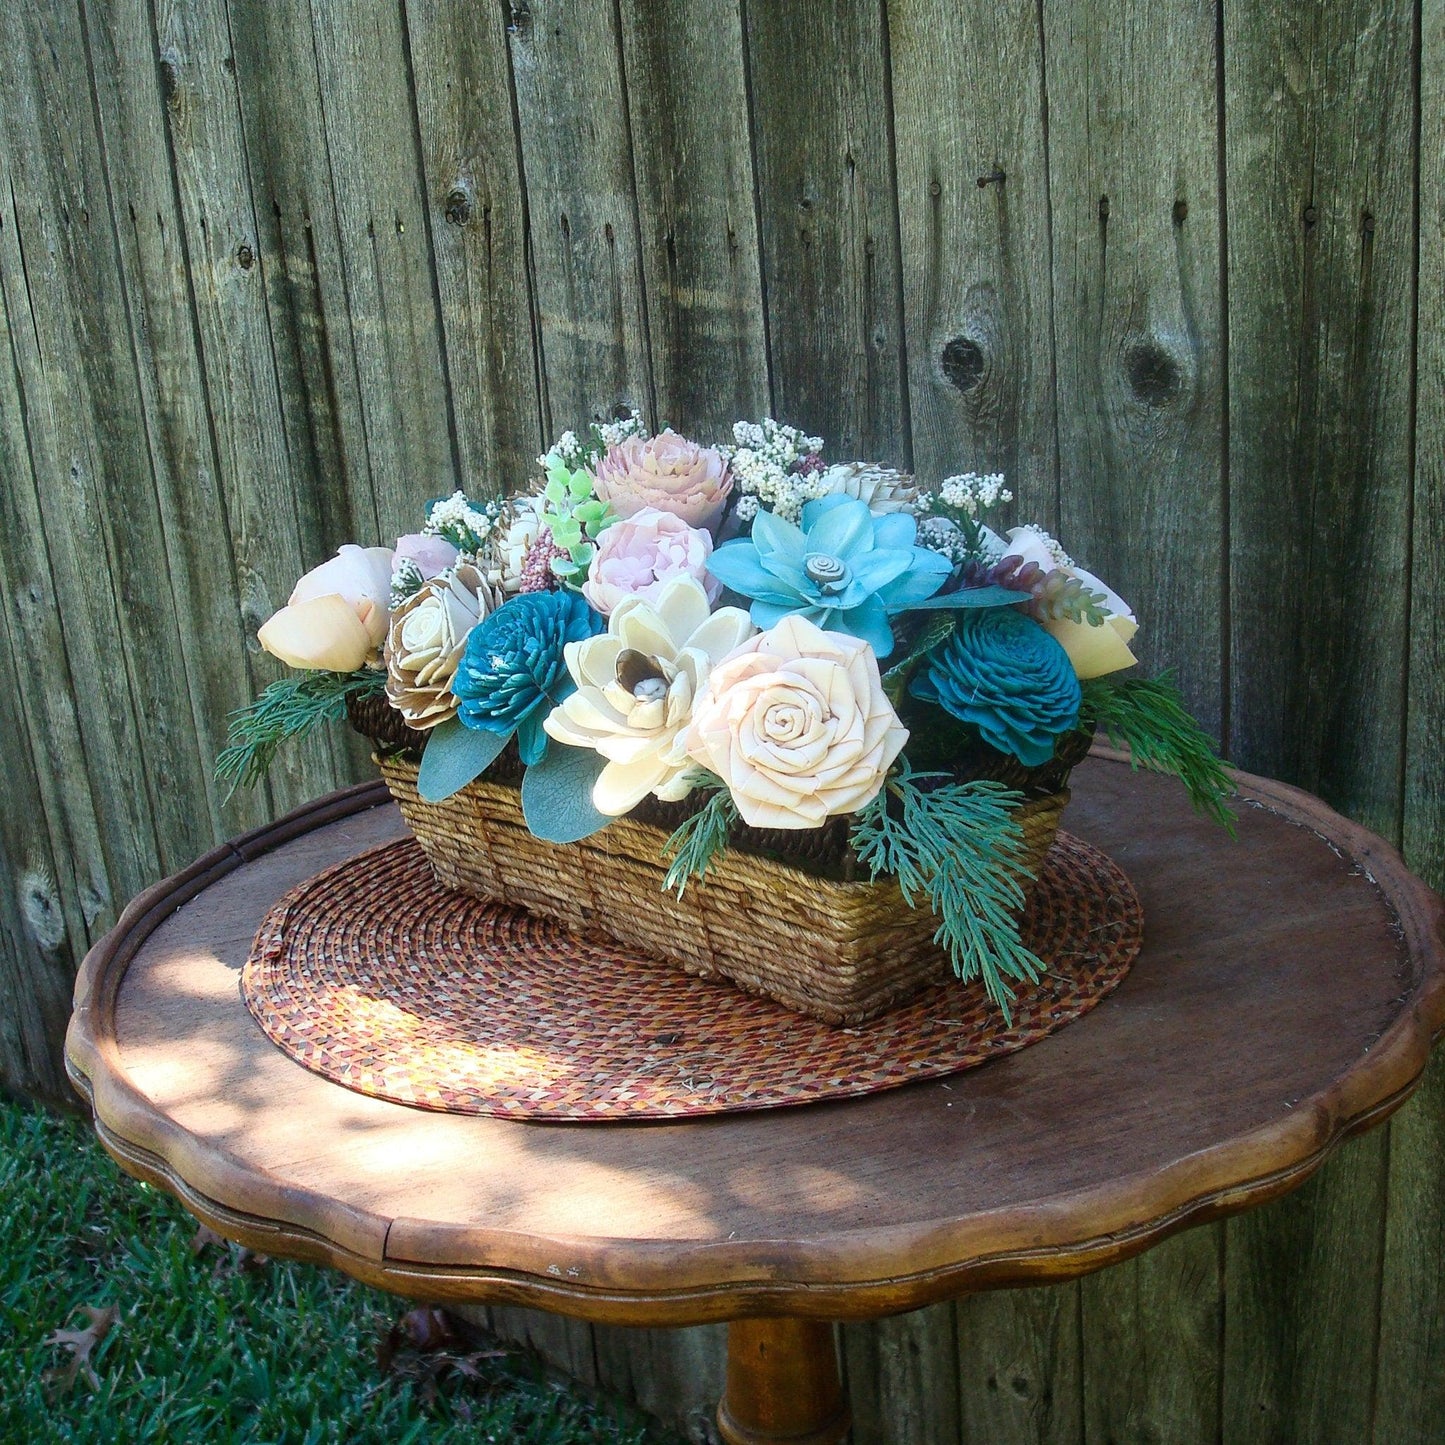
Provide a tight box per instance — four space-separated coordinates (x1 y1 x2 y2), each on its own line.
521 743 612 842
903 585 1027 611
416 719 511 802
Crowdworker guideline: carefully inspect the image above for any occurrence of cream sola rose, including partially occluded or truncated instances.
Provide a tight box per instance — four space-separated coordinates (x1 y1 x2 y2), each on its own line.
1003 525 1139 679
257 544 394 672
543 576 756 814
685 615 908 830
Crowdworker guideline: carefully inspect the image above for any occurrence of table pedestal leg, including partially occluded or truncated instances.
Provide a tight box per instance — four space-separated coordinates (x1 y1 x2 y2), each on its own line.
716 1317 851 1445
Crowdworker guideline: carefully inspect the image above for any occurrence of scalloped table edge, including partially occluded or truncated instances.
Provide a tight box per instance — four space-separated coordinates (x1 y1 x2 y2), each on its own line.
65 749 1445 1327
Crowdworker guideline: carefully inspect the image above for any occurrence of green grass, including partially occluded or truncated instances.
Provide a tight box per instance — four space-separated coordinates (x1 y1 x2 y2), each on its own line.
0 1099 666 1444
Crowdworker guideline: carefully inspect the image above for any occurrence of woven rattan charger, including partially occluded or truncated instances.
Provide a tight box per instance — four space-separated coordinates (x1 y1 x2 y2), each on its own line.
66 751 1445 1444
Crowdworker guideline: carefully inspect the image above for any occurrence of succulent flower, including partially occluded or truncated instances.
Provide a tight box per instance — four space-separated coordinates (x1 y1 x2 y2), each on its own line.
384 564 500 731
706 495 952 660
451 591 603 764
685 615 908 829
582 507 721 616
257 544 394 672
910 608 1082 766
544 576 756 814
1001 526 1138 678
591 429 732 531
817 461 920 515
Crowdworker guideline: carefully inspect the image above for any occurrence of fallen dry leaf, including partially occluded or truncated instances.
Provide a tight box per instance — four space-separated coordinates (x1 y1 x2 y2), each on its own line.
43 1304 120 1395
190 1223 269 1277
375 1304 506 1404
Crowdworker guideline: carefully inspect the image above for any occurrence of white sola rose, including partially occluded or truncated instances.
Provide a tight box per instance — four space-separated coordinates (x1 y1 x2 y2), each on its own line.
543 575 756 814
685 615 907 830
1004 525 1139 679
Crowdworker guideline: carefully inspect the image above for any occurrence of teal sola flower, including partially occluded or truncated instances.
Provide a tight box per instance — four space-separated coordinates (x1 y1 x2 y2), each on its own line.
452 590 602 764
706 495 951 659
911 608 1082 766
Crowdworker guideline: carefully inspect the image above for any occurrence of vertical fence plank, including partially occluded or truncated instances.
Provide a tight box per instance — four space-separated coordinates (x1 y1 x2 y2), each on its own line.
302 0 457 533
956 1287 1082 1445
1225 0 1415 830
1044 0 1225 736
224 0 380 546
842 1304 961 1445
617 0 769 437
505 0 653 433
887 0 1057 514
82 0 282 839
1222 3 1416 1442
401 0 544 495
1377 1 1443 1439
0 4 181 889
743 0 907 460
150 0 349 814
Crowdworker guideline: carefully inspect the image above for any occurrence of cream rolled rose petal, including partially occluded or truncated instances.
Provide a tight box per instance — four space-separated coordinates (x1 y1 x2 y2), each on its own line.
543 575 756 814
685 615 907 829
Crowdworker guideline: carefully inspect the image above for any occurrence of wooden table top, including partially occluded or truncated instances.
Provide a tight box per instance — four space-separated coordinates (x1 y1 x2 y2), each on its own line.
66 751 1445 1326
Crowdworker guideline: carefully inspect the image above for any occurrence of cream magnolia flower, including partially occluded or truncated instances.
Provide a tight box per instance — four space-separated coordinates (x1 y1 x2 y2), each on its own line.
686 615 907 830
257 544 394 672
1004 525 1139 679
543 576 756 814
385 564 500 730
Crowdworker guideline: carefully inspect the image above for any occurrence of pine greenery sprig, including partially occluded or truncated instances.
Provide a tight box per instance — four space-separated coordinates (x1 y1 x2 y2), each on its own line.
850 762 1043 1021
215 669 384 797
660 777 738 896
1080 672 1236 831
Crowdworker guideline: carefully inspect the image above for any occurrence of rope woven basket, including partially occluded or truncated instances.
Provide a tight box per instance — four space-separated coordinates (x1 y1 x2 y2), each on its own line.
372 750 1076 1026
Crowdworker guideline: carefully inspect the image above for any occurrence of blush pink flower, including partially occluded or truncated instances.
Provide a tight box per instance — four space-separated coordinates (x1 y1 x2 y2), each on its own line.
590 429 732 531
257 544 394 672
582 507 722 616
393 532 459 580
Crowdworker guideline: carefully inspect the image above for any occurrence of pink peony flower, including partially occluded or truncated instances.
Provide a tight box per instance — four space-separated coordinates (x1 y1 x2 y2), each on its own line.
582 508 722 616
590 429 732 531
393 532 459 580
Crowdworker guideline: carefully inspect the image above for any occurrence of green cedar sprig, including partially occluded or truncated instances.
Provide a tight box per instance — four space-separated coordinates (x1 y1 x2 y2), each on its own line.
850 762 1043 1021
214 669 384 797
660 777 738 896
1080 671 1236 831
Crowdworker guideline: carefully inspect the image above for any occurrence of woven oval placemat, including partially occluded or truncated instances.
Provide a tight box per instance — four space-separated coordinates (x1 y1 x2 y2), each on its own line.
241 835 1142 1120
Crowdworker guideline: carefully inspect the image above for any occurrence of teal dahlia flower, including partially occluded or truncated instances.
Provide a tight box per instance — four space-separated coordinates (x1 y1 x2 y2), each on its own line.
706 495 951 659
911 608 1081 766
452 590 602 764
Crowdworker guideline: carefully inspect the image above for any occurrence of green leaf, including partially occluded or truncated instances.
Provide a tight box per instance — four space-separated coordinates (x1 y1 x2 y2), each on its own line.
902 585 1026 611
882 613 955 706
416 719 510 802
521 743 611 842
660 777 737 896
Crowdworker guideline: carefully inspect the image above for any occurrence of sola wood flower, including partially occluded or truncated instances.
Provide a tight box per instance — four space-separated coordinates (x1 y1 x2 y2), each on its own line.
384 564 501 731
1004 525 1138 678
685 614 908 830
817 461 920 515
590 429 732 530
911 608 1082 766
582 507 721 616
451 590 601 764
544 576 755 813
257 544 394 672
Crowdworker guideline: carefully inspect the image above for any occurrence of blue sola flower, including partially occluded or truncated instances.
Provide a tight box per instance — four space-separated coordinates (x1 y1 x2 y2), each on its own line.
912 608 1082 767
706 495 951 660
451 590 602 764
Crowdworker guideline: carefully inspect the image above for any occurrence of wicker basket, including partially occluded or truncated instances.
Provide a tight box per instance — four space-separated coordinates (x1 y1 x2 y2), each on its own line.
372 750 1073 1026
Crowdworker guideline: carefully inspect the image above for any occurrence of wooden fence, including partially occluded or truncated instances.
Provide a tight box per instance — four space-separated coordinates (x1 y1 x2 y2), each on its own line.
1 0 1441 1438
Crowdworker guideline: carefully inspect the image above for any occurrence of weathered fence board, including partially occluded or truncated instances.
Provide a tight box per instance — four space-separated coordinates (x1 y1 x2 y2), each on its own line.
744 0 907 461
0 0 1437 1438
887 0 1059 527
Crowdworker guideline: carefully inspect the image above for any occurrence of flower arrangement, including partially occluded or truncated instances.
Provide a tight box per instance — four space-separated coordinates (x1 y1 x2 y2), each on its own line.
221 412 1231 1017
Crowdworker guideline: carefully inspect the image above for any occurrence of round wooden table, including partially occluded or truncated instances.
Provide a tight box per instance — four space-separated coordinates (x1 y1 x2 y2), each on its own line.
66 751 1445 1444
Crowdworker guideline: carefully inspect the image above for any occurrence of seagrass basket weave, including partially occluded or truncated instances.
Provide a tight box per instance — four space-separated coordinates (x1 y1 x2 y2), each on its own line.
368 733 1079 1026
